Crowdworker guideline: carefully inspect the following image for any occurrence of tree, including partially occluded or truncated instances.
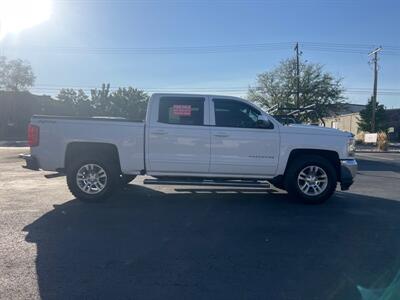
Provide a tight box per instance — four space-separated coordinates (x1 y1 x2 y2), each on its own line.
248 58 345 121
55 84 149 120
90 84 149 120
107 87 149 120
90 83 111 114
57 88 93 116
0 56 35 91
358 98 387 132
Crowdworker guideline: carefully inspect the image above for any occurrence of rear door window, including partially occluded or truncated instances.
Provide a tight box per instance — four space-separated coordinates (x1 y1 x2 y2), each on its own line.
158 97 205 126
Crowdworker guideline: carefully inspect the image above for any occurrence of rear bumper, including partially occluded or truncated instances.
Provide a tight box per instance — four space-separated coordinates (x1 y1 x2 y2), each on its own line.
20 154 40 171
340 159 357 190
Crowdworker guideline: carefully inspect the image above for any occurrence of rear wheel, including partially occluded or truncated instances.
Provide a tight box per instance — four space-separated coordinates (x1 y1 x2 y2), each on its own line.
284 155 337 204
67 158 120 202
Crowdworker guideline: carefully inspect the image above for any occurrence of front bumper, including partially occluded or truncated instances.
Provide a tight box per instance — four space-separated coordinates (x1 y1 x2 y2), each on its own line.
340 159 357 190
19 154 40 171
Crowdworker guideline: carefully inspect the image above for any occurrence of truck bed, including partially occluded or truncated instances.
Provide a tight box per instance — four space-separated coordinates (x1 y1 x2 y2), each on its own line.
30 115 145 174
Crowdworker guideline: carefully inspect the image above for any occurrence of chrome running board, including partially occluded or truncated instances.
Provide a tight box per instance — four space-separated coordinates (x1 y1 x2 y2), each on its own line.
143 178 270 188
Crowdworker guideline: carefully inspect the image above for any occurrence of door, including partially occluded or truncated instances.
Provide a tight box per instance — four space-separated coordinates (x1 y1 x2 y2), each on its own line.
146 95 211 174
210 98 279 176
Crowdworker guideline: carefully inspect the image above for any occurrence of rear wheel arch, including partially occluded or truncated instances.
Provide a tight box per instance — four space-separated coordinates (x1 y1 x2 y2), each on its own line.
65 142 122 173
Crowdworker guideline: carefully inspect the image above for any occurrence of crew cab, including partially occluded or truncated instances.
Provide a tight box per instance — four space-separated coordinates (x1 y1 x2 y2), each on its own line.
22 93 357 204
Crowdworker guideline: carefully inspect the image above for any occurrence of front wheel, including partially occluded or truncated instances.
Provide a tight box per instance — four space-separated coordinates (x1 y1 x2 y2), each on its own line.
284 155 337 204
66 159 120 202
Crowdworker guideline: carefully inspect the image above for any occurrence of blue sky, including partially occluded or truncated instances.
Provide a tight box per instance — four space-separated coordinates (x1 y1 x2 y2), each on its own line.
1 0 399 107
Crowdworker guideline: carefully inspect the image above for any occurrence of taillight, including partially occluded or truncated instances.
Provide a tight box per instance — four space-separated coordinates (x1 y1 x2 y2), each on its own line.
28 124 40 147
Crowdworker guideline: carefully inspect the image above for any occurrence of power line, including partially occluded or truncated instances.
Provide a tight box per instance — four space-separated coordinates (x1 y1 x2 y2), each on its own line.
32 83 400 90
54 0 358 3
29 84 400 95
2 43 292 55
4 42 400 55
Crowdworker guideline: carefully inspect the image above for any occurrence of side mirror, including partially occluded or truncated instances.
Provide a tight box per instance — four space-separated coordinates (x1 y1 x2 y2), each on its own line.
256 116 272 129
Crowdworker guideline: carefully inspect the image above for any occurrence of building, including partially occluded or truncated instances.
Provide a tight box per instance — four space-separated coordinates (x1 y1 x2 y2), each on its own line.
323 103 400 142
386 108 400 142
0 91 54 140
323 104 365 136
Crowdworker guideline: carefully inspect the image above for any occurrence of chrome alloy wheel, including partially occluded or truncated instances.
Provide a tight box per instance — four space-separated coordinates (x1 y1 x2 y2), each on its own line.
76 163 108 194
297 165 328 196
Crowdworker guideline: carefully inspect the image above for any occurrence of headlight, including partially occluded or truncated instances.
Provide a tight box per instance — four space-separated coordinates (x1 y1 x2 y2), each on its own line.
347 138 355 156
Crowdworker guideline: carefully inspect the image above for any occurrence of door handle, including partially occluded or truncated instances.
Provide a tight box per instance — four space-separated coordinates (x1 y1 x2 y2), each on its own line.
214 133 229 138
151 130 167 135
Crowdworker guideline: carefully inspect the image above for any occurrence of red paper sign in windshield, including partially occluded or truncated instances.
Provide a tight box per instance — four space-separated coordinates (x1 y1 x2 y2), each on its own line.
173 105 192 116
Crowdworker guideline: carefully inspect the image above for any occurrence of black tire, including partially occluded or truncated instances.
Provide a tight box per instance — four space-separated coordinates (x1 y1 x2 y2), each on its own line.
121 175 137 185
66 158 120 202
284 155 337 204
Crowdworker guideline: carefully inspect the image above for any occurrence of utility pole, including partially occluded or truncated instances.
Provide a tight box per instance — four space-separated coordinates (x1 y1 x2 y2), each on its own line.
368 46 382 133
294 42 300 109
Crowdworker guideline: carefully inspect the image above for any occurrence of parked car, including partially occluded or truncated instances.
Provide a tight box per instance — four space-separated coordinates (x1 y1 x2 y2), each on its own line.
22 93 357 204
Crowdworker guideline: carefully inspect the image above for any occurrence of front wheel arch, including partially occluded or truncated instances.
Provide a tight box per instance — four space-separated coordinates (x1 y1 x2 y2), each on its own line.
283 149 341 181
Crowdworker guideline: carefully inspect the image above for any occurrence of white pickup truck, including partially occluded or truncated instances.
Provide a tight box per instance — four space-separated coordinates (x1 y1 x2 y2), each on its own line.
22 93 357 204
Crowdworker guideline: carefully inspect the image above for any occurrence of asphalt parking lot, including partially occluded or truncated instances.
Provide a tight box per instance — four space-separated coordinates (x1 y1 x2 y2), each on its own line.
1 147 400 300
